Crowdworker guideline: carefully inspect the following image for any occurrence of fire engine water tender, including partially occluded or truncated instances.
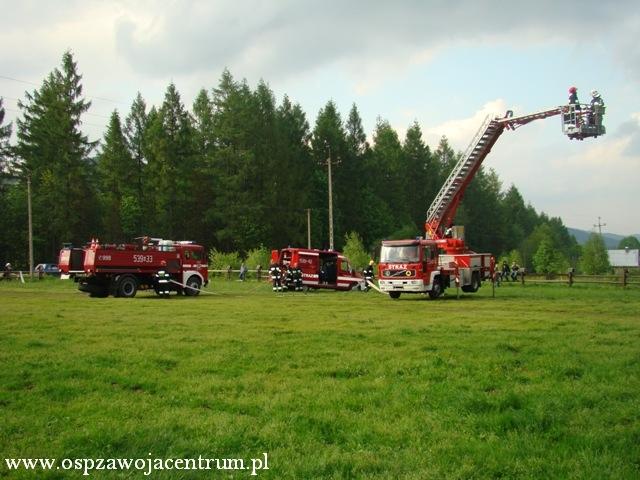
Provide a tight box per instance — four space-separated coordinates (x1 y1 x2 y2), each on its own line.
58 237 209 298
378 100 606 299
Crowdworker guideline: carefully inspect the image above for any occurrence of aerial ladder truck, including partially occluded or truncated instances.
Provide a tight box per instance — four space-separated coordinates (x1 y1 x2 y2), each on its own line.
377 101 605 299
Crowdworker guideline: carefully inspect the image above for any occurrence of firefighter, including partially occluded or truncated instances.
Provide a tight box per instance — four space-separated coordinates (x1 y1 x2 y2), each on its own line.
285 265 295 291
568 86 580 106
363 260 375 291
155 260 171 298
269 262 282 292
589 90 604 125
293 264 303 291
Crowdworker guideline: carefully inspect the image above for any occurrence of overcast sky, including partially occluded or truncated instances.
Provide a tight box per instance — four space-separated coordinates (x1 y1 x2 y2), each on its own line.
2 0 638 235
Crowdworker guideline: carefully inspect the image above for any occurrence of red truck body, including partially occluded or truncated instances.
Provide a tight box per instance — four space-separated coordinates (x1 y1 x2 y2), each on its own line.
271 248 364 291
59 238 208 298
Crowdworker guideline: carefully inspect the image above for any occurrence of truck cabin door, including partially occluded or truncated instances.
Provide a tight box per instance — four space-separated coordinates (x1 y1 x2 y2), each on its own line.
423 245 437 273
182 248 202 267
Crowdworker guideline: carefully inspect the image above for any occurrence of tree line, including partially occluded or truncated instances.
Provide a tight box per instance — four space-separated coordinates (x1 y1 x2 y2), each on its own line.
0 52 613 274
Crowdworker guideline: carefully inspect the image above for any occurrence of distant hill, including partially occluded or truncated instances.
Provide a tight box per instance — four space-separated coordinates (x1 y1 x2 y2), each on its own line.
567 228 640 249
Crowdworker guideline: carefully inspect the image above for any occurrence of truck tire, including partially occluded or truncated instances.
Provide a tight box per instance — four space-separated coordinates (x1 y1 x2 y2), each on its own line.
389 291 401 299
462 273 480 293
184 275 202 296
428 277 442 299
117 275 138 298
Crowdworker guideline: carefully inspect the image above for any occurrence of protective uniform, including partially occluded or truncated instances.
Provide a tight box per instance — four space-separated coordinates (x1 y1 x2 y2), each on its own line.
363 261 375 291
154 270 172 297
269 263 283 292
293 266 303 291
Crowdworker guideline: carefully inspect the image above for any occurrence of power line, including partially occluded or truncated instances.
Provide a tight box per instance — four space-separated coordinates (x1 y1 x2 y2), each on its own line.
0 74 127 105
2 95 112 119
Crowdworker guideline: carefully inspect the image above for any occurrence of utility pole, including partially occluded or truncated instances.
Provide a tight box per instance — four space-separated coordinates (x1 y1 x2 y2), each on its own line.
27 174 34 278
327 149 334 251
593 216 606 235
306 208 311 249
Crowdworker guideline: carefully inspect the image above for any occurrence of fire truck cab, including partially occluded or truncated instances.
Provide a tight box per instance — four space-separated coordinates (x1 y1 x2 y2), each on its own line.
271 248 364 291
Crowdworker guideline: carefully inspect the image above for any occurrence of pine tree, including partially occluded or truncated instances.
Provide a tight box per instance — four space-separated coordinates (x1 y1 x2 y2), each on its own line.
403 121 434 230
369 118 409 233
124 92 148 231
97 110 138 241
271 95 314 248
16 51 97 259
144 83 195 240
311 101 348 248
0 97 12 174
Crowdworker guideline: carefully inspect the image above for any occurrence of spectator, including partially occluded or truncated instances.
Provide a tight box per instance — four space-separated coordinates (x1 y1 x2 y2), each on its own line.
239 262 248 282
501 261 510 281
3 263 12 281
511 262 520 281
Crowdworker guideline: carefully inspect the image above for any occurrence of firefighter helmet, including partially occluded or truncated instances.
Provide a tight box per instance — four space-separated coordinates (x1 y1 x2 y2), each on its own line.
369 260 374 266
591 90 600 98
568 86 577 93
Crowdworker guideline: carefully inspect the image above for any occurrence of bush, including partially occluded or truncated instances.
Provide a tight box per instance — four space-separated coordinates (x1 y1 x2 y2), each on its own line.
343 231 371 271
208 248 242 270
245 245 271 270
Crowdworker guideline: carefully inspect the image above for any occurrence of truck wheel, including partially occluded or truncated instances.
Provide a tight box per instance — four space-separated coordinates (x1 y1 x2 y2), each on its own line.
184 276 202 296
117 275 138 298
389 291 401 299
428 278 442 299
462 273 480 293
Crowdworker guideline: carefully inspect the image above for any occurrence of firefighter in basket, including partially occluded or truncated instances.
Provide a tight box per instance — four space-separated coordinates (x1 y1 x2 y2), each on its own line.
269 262 283 292
154 261 172 297
363 260 375 291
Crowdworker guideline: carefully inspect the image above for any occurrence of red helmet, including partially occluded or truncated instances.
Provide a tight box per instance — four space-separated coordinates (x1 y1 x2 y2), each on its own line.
568 86 577 93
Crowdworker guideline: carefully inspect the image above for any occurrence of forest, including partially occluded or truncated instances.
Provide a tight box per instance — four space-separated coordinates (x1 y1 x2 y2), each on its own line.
0 52 612 274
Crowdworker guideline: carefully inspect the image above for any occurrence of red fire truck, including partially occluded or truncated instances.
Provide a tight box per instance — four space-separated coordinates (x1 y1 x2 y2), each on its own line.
59 237 209 298
378 101 605 299
270 248 364 291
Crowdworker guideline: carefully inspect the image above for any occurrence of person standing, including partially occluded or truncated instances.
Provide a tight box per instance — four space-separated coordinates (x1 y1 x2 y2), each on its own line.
239 262 248 282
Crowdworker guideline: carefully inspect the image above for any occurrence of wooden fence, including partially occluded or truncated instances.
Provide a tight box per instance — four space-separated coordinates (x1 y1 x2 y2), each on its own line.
495 270 640 288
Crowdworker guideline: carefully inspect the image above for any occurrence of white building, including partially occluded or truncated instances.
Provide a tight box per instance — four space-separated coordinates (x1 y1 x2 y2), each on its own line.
608 248 640 267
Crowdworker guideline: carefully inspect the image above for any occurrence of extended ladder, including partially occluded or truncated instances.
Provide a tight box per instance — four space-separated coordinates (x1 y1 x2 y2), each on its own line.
424 106 572 239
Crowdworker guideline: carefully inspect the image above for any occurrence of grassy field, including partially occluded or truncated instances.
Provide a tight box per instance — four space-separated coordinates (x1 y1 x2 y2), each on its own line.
1 278 639 479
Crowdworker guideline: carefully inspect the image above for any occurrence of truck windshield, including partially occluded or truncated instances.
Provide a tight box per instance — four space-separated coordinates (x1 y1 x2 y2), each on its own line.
380 245 420 263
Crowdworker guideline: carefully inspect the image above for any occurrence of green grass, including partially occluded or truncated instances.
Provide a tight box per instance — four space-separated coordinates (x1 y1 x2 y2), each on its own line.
1 278 639 479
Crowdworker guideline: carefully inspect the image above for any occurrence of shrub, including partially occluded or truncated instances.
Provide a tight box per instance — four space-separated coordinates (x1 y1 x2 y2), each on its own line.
208 248 242 270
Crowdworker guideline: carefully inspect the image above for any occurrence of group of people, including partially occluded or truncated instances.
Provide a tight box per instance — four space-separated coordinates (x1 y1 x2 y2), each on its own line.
567 86 604 126
268 263 303 292
500 261 521 282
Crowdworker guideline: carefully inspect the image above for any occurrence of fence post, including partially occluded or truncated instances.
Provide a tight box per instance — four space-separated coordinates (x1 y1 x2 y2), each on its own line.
520 269 525 286
226 266 232 281
568 268 574 287
623 268 629 287
256 265 262 282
